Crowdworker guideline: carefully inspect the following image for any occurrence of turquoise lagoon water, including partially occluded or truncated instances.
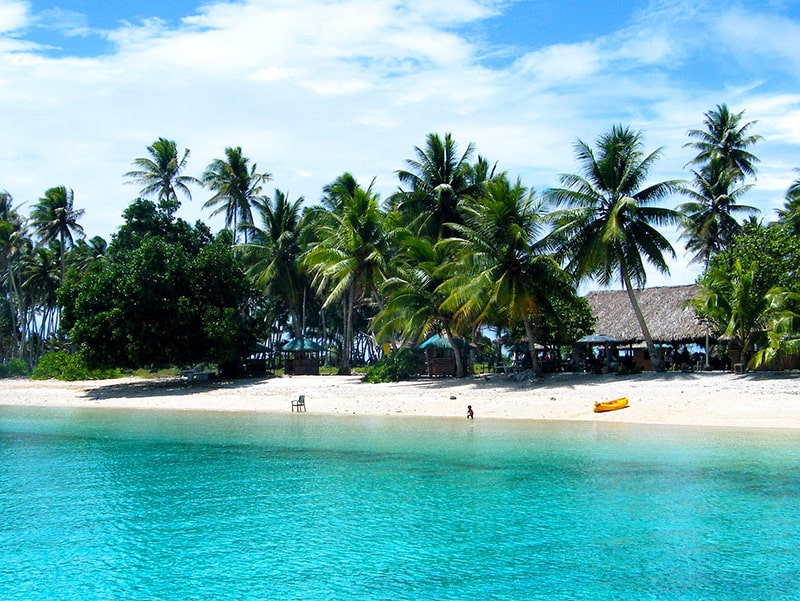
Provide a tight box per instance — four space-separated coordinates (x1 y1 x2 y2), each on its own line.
1 407 799 600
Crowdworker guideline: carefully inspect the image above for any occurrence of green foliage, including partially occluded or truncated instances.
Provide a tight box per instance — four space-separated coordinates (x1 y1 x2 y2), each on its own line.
124 137 199 213
696 222 800 366
694 259 770 361
534 294 595 347
0 358 29 378
749 290 800 370
111 198 212 256
363 348 419 383
202 146 271 244
31 351 122 381
685 104 762 181
706 220 800 296
0 295 15 360
59 202 255 372
390 132 484 240
304 177 390 375
677 158 757 267
546 125 682 372
242 189 308 338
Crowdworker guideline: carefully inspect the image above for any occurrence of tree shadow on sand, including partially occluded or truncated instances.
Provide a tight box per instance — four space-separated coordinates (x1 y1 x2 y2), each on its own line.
79 374 277 401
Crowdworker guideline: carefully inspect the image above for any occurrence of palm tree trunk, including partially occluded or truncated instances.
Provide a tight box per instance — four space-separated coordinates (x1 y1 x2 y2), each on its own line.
59 230 65 284
443 323 465 378
5 263 22 359
621 270 665 372
291 310 302 339
339 284 354 375
522 314 542 376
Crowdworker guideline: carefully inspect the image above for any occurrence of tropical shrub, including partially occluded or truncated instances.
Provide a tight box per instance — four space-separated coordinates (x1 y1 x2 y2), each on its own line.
363 348 419 383
0 358 29 378
31 351 123 381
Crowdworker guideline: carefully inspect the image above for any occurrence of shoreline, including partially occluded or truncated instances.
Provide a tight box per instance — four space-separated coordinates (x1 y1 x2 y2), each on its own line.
2 371 800 429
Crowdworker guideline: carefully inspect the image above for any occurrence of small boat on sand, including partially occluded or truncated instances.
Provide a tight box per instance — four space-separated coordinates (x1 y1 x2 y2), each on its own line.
594 397 629 413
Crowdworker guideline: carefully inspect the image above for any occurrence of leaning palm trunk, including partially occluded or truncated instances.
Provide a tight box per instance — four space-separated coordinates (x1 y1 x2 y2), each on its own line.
621 270 665 372
522 314 542 376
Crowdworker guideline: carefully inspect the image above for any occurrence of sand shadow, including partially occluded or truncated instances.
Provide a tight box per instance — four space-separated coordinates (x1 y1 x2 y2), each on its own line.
79 374 277 401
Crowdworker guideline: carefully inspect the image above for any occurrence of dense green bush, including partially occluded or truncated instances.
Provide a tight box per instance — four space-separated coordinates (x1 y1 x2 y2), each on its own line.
363 348 419 383
0 358 29 378
59 201 255 372
31 351 123 381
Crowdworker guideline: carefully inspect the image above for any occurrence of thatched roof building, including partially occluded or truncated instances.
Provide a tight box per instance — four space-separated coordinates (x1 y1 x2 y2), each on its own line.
584 284 707 344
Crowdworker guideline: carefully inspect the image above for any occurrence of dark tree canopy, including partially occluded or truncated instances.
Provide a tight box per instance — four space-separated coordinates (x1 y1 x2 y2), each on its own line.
59 201 255 371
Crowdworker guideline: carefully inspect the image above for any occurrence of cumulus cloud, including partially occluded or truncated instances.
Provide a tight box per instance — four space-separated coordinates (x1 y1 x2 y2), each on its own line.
0 0 28 33
1 0 799 287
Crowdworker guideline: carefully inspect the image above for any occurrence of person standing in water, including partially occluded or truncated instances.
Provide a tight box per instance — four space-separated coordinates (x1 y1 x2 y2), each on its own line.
467 405 474 419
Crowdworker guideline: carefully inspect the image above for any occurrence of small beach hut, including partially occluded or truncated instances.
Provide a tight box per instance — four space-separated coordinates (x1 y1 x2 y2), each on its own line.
244 342 272 376
417 334 474 377
281 338 325 375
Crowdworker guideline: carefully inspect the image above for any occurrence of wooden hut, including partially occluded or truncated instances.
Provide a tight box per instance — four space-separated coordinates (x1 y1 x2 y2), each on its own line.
417 334 474 377
583 284 709 370
244 342 272 376
281 338 324 375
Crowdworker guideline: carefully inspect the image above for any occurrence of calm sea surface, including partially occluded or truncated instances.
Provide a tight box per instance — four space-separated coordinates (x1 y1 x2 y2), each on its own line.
1 407 799 600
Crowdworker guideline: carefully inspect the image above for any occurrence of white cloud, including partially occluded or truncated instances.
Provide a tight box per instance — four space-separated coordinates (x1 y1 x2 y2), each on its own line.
1 0 799 289
0 0 28 33
36 7 90 37
716 7 800 72
515 42 603 85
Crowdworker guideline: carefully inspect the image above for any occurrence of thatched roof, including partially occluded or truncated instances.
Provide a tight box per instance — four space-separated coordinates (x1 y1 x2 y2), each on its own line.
584 284 707 344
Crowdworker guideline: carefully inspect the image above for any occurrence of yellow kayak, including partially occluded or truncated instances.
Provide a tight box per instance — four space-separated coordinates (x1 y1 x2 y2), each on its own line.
594 397 629 413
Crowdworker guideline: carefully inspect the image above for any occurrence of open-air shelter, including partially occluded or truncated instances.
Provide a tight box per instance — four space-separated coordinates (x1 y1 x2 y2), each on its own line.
417 334 474 377
582 284 708 370
281 338 325 375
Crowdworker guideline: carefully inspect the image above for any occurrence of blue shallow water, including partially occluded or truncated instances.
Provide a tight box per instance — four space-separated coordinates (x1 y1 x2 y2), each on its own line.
1 407 799 600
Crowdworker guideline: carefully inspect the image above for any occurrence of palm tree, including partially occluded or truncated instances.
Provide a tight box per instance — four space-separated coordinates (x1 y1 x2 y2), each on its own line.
678 158 758 268
546 125 681 372
1 192 28 359
202 147 271 244
692 260 772 370
304 178 390 375
30 186 85 284
124 138 199 213
68 236 108 272
242 189 308 338
21 245 60 351
0 190 13 220
777 168 800 235
442 175 572 376
685 104 763 181
320 172 359 213
391 133 485 240
373 233 468 376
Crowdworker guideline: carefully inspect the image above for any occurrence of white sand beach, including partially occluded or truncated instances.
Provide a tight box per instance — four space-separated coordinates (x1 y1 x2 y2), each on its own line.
2 370 800 429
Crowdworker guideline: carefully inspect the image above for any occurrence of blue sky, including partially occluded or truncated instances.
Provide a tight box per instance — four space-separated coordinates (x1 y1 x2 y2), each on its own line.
2 0 800 288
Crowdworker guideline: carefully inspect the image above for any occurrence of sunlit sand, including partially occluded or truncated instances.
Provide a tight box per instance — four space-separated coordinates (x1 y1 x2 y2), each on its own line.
3 370 800 429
